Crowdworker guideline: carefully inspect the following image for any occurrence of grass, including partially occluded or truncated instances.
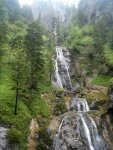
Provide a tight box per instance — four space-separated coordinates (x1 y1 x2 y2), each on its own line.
104 43 113 65
90 75 112 86
30 97 51 118
0 64 51 149
0 64 32 149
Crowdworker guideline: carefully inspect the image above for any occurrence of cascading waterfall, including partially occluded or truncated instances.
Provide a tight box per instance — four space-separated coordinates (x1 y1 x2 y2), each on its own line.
70 97 89 112
54 47 63 88
53 97 110 150
80 114 94 150
54 46 72 91
52 47 110 150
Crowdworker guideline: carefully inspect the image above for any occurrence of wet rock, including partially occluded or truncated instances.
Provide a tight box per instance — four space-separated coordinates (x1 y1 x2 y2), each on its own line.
52 111 88 150
52 98 110 150
100 114 113 150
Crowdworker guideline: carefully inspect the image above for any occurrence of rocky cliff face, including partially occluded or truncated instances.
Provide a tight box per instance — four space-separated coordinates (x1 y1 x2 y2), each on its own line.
78 0 113 24
51 97 110 150
32 0 73 29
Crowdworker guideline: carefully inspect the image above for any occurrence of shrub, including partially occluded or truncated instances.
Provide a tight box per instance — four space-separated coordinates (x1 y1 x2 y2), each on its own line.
7 128 23 144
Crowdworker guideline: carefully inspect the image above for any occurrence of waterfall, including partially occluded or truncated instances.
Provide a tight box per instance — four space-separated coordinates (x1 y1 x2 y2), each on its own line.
54 46 63 89
70 97 89 112
54 46 72 91
80 114 94 150
52 46 110 150
53 97 110 150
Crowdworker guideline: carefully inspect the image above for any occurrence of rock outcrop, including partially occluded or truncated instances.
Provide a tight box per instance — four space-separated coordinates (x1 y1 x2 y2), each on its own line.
28 119 39 150
52 97 110 150
78 0 113 24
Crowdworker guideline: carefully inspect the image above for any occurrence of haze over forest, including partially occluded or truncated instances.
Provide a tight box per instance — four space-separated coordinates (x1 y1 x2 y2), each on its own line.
19 0 80 6
0 0 113 150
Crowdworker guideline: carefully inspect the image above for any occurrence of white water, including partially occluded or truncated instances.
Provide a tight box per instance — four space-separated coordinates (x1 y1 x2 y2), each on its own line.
71 97 89 112
80 114 94 150
77 99 101 150
54 46 72 90
88 115 100 142
55 119 64 150
56 119 64 138
55 51 63 88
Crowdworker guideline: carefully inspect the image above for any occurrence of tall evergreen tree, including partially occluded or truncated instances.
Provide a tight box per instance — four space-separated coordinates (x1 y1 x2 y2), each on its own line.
25 21 45 90
21 4 33 21
10 34 26 115
7 0 20 22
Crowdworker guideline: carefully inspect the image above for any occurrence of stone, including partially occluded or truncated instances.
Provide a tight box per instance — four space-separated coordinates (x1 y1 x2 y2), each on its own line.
28 119 39 150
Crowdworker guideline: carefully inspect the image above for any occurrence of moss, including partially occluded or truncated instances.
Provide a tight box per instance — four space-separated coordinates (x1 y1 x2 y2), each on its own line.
29 97 51 118
86 89 109 102
104 43 113 65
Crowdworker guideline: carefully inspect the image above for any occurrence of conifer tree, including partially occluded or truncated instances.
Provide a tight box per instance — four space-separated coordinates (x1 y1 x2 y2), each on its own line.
25 21 45 90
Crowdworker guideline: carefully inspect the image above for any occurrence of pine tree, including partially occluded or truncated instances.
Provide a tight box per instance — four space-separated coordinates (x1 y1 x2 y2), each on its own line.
10 33 28 115
25 21 45 90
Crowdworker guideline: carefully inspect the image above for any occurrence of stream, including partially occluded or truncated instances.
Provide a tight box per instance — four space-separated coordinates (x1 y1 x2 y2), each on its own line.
52 46 110 150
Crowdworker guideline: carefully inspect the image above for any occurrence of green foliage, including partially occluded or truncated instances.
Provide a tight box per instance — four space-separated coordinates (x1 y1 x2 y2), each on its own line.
37 128 52 150
0 22 8 46
104 43 113 66
66 25 93 54
7 128 23 143
0 1 56 150
21 4 33 21
53 96 67 116
0 64 31 149
7 0 20 22
90 75 112 86
25 21 45 90
30 97 51 118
